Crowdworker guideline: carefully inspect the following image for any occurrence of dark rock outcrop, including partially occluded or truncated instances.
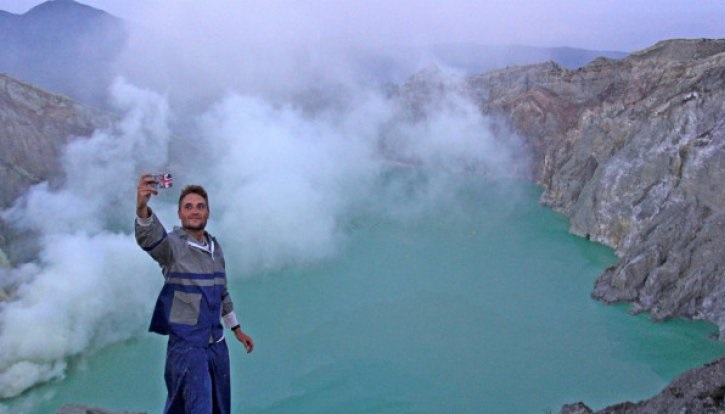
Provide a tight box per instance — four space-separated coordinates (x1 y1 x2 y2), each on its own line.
559 356 725 414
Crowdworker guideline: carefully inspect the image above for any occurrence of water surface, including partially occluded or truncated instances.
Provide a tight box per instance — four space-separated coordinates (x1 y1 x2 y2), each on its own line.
6 181 724 414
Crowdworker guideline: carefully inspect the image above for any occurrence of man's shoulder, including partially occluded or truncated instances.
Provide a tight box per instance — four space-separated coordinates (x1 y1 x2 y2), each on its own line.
167 226 193 244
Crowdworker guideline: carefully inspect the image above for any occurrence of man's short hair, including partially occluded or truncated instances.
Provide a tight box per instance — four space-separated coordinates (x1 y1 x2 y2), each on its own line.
178 184 209 210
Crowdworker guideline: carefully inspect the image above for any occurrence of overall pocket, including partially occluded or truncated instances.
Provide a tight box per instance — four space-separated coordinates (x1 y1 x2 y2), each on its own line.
169 291 202 325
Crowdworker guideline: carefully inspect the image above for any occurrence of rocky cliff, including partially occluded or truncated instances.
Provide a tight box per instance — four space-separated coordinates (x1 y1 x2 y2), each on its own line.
0 73 109 266
465 38 725 335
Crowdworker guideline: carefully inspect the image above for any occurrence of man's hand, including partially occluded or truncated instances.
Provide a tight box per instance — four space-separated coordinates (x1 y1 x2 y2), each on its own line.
137 173 159 219
233 328 254 353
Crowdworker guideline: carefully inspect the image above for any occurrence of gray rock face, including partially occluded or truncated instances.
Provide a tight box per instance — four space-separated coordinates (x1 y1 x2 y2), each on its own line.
468 38 725 336
0 73 109 266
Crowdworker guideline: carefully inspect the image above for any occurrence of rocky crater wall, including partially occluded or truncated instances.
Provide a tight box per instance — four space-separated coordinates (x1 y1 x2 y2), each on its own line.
0 73 109 267
466 38 725 336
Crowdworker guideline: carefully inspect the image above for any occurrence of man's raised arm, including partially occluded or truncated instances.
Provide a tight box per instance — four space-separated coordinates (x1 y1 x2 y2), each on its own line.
135 173 171 266
136 173 158 219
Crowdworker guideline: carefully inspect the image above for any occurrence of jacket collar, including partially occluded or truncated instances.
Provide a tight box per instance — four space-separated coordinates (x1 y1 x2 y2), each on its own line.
172 226 216 256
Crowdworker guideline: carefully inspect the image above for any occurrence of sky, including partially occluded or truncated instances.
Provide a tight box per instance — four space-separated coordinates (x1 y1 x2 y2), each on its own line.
1 0 724 52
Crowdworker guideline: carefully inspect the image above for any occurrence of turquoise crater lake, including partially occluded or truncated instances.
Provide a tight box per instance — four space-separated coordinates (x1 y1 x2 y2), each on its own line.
5 179 724 414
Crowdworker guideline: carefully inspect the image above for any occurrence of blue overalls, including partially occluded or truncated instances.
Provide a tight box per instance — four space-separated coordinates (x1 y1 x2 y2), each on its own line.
162 335 231 414
137 214 235 414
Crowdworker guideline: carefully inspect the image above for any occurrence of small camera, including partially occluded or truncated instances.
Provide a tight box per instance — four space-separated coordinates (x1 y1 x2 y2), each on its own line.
149 173 173 189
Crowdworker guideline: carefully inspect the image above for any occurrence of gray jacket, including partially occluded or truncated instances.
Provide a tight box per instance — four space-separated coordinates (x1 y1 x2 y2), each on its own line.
136 210 236 345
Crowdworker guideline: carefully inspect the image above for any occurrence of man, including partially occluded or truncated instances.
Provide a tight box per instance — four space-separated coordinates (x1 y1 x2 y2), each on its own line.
135 173 254 414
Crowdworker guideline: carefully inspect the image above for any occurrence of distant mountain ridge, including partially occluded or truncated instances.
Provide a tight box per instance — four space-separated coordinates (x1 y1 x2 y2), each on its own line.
0 0 126 107
428 42 628 70
347 42 628 84
0 1 628 106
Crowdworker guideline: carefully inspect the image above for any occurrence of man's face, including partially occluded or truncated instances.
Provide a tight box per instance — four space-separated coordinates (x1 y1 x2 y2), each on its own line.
178 193 209 232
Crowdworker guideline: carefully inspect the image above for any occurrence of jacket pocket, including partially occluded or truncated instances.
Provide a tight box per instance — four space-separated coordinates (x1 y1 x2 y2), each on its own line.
169 291 201 325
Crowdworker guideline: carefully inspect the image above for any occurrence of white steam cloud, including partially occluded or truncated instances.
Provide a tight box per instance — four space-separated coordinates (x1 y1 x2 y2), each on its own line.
0 3 528 402
0 79 171 399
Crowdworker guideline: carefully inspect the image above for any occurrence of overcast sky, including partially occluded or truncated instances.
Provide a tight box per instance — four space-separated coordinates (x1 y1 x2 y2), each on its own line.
2 0 724 52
